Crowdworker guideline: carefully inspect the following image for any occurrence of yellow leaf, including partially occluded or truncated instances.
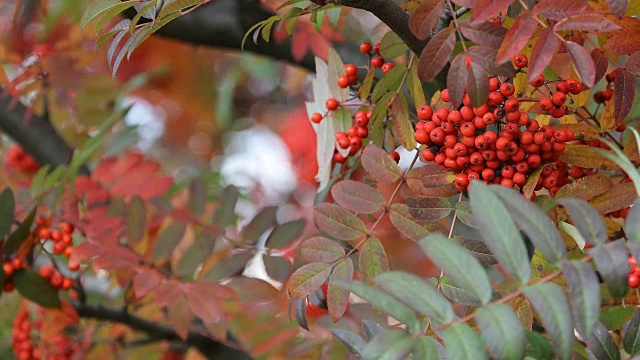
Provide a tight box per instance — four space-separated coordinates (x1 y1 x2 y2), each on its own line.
599 99 616 132
558 115 577 124
536 114 551 126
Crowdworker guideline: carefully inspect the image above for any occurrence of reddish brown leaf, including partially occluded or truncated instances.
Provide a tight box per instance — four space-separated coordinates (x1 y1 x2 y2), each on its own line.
183 282 234 323
627 50 640 72
555 174 613 201
389 204 430 242
314 203 367 241
331 180 385 214
613 68 635 122
361 144 402 183
301 236 345 263
448 53 470 107
532 0 600 21
467 46 516 77
409 0 445 40
418 27 456 82
328 258 353 321
606 0 628 18
470 0 515 25
452 0 477 6
133 268 163 299
406 163 456 186
553 15 621 32
287 262 332 299
406 197 452 221
528 28 561 81
496 13 538 64
168 297 192 340
466 60 490 108
604 32 640 55
93 154 172 201
591 48 609 84
359 237 389 284
41 301 79 339
459 21 507 49
565 41 596 88
589 182 636 215
560 144 616 170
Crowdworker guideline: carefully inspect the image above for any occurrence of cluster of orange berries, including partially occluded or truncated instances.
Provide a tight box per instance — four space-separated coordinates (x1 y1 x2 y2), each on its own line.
12 307 78 360
35 218 79 290
5 144 40 173
629 256 640 289
593 72 617 105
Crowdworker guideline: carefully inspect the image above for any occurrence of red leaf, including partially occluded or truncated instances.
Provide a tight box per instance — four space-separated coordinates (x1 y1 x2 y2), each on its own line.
168 297 192 340
183 282 234 323
287 262 332 299
331 180 386 214
409 0 445 40
418 27 456 82
627 50 640 73
553 15 621 32
452 0 477 6
528 28 561 81
459 21 507 49
613 68 635 123
565 41 596 88
314 203 367 241
301 237 345 263
328 258 353 321
591 48 609 84
466 46 515 77
447 53 470 107
496 13 538 64
133 268 163 299
606 0 628 18
466 60 490 108
41 301 79 339
470 0 515 25
361 144 402 183
533 0 600 21
93 154 172 200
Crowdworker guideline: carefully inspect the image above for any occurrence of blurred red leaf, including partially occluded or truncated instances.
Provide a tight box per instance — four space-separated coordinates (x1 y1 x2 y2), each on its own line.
92 154 172 201
183 282 228 323
71 241 141 270
328 258 353 321
133 268 163 299
565 41 596 88
409 0 445 40
591 48 609 84
154 282 183 307
448 53 469 107
529 28 561 81
418 27 456 82
496 13 537 64
41 300 79 339
470 0 515 25
533 0 600 21
168 297 192 340
613 68 635 123
466 46 516 77
459 21 507 49
553 15 621 32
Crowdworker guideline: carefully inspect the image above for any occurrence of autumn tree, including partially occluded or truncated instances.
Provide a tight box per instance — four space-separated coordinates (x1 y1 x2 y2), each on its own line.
1 0 640 359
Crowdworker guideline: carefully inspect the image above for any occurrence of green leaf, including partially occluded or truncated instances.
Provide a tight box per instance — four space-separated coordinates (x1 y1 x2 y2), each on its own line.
454 201 481 228
359 237 389 284
624 307 640 355
439 323 487 360
411 337 442 359
361 328 414 360
5 207 36 254
287 262 331 299
331 180 386 214
588 240 629 298
522 283 574 360
187 177 205 217
625 198 640 243
371 64 406 102
314 203 367 241
175 234 214 277
157 0 202 19
240 206 278 245
388 204 430 242
469 182 530 283
266 219 306 249
152 222 186 261
326 258 352 322
439 276 485 306
559 260 600 338
406 62 426 107
600 305 637 330
300 237 344 263
81 0 136 30
558 198 607 246
30 165 50 197
332 329 366 357
391 95 417 151
0 188 15 239
334 280 422 334
127 196 146 245
587 321 621 360
214 184 239 227
525 331 555 360
327 46 348 101
380 30 409 59
406 197 452 222
420 232 492 304
359 68 375 101
374 271 455 323
129 1 157 34
475 303 525 360
14 269 60 308
489 185 567 262
362 144 402 184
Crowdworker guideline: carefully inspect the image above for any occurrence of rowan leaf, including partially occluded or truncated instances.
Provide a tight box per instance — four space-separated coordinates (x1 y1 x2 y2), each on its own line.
214 184 239 227
613 68 635 123
496 13 538 64
587 321 621 360
391 96 418 151
525 331 556 359
411 337 442 359
565 41 596 88
439 323 487 360
560 260 600 339
522 283 574 360
459 20 507 48
359 67 375 101
409 0 445 39
389 204 430 242
359 237 389 284
327 258 352 322
470 0 515 25
81 0 136 30
374 271 455 323
589 240 629 298
628 50 640 72
240 206 278 245
439 276 485 306
175 235 215 277
554 15 620 32
589 182 636 215
380 30 409 58
555 174 612 201
476 303 526 360
314 203 367 241
466 46 516 77
625 198 640 243
153 222 186 261
287 262 332 299
300 237 344 263
406 197 452 222
371 64 406 102
0 188 15 239
420 232 492 304
559 198 607 246
456 236 496 266
466 60 490 108
624 307 640 355
14 269 60 308
606 0 628 18
469 182 530 283
529 28 561 81
406 64 426 107
6 207 36 254
266 219 306 249
360 328 414 360
201 252 253 281
361 144 402 184
560 144 616 170
188 177 205 217
532 0 600 21
448 53 470 107
332 329 366 357
418 27 456 82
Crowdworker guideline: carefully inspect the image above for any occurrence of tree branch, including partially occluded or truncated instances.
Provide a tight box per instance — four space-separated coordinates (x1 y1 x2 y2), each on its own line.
72 302 253 359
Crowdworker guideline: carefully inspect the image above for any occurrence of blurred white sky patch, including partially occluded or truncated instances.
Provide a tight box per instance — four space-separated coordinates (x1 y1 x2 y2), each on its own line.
123 96 166 150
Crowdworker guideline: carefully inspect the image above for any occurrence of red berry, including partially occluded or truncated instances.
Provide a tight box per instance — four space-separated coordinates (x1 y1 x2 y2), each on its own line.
499 83 515 97
504 98 520 112
630 274 640 288
360 42 372 54
39 265 54 279
529 74 545 87
373 42 381 56
50 272 63 288
489 77 500 91
551 92 567 106
344 64 357 76
337 75 350 88
53 242 65 255
311 112 323 124
441 89 451 102
389 151 400 163
539 97 553 112
381 63 394 74
39 228 51 240
556 81 569 94
371 57 384 68
417 105 433 120
603 88 614 101
326 98 339 111
513 54 528 68
3 262 14 277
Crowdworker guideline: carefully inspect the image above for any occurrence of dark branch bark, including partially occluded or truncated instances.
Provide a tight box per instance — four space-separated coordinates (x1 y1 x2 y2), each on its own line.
73 302 253 359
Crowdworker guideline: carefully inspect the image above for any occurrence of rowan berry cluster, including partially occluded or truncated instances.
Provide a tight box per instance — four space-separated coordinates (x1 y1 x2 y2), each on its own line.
5 144 40 173
35 218 79 290
593 72 616 105
12 306 79 360
629 257 640 289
